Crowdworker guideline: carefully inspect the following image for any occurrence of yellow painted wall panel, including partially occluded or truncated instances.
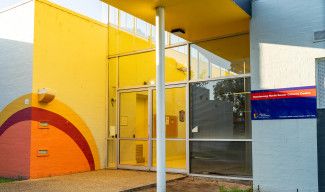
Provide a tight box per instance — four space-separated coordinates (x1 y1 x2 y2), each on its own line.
33 0 108 168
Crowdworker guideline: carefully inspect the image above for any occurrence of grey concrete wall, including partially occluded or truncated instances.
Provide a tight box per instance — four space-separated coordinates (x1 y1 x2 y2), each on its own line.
250 0 325 191
0 0 34 110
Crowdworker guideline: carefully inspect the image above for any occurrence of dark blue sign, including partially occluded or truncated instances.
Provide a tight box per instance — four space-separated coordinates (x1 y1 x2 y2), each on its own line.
251 86 317 120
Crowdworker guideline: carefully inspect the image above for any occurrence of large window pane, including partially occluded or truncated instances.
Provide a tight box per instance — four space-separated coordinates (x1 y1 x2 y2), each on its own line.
190 141 252 177
119 91 148 138
119 52 155 87
189 77 251 139
190 34 250 80
152 140 186 169
119 46 187 88
153 87 186 139
119 140 148 166
165 46 188 82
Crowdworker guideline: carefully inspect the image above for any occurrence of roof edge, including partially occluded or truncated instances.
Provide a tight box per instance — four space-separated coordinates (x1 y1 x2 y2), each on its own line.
233 0 252 15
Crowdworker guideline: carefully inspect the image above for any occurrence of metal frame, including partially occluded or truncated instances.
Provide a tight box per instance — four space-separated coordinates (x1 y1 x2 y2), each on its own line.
316 57 325 109
189 173 253 181
116 84 188 173
108 34 253 180
107 32 249 59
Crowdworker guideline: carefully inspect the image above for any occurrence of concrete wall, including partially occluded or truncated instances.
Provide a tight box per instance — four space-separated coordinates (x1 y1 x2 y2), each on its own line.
0 0 34 111
250 0 325 191
0 0 34 179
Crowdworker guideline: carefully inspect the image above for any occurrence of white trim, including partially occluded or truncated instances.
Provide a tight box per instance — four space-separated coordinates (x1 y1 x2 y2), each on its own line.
189 73 251 83
117 81 187 91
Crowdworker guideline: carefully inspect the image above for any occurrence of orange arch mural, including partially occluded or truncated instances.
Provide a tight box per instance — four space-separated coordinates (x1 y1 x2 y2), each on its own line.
0 107 96 170
0 94 100 178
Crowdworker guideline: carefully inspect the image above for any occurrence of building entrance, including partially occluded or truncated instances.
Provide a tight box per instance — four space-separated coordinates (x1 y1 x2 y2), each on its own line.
115 84 187 172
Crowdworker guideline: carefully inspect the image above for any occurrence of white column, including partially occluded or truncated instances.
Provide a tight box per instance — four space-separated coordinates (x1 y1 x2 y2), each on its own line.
155 6 166 192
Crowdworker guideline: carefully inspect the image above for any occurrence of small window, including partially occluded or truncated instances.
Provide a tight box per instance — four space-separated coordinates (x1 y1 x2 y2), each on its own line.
136 19 149 38
119 11 134 32
109 6 118 26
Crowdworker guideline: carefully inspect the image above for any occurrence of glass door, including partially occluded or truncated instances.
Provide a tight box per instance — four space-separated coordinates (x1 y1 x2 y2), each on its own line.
118 90 150 169
117 85 187 172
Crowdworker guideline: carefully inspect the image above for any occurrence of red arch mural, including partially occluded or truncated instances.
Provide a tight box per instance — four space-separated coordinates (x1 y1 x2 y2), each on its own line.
0 107 95 170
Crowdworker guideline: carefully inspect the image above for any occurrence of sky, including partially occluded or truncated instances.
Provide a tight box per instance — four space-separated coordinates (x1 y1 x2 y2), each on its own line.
0 0 108 24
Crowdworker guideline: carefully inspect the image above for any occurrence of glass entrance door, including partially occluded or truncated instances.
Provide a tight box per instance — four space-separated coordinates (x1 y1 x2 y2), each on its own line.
117 85 187 172
118 90 149 169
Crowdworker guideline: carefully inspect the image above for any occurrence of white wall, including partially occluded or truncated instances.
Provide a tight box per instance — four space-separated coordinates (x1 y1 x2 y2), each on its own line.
251 0 325 191
0 0 34 110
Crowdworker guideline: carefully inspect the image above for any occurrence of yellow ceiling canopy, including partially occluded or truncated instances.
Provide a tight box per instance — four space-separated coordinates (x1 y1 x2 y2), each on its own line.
101 0 251 42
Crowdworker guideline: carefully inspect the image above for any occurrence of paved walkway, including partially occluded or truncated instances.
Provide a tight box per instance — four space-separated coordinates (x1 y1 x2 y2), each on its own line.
0 170 185 192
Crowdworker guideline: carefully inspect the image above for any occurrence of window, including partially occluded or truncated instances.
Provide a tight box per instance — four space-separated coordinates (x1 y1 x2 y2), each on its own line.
109 5 118 26
189 77 252 177
136 18 150 38
190 141 252 177
118 46 188 87
119 11 134 32
189 77 251 139
190 34 250 80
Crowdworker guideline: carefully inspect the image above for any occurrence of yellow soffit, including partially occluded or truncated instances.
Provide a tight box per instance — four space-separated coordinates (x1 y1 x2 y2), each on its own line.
102 0 250 42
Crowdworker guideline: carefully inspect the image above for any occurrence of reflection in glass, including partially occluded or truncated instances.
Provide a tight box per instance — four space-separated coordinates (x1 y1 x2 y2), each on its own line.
190 34 250 80
189 77 251 139
165 46 188 83
153 87 186 139
119 51 155 87
152 140 186 169
119 140 148 166
190 141 252 177
119 46 188 87
119 91 148 138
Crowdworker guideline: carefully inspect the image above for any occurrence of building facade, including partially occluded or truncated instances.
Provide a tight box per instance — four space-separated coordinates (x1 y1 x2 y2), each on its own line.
0 0 324 191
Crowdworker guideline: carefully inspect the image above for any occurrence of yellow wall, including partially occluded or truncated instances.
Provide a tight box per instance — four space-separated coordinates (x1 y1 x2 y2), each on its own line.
32 0 188 170
33 0 108 168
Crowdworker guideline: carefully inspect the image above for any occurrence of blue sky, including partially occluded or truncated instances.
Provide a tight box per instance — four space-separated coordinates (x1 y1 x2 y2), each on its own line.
0 0 108 23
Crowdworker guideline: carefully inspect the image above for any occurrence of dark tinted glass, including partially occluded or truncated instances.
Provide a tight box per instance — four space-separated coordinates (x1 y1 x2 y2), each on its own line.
190 141 252 177
189 77 251 139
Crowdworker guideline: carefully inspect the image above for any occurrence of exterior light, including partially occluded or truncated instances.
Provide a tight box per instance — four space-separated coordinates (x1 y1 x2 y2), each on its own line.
150 80 155 85
171 28 185 35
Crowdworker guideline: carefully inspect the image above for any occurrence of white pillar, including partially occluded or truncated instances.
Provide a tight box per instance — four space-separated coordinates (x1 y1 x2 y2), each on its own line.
155 6 166 192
